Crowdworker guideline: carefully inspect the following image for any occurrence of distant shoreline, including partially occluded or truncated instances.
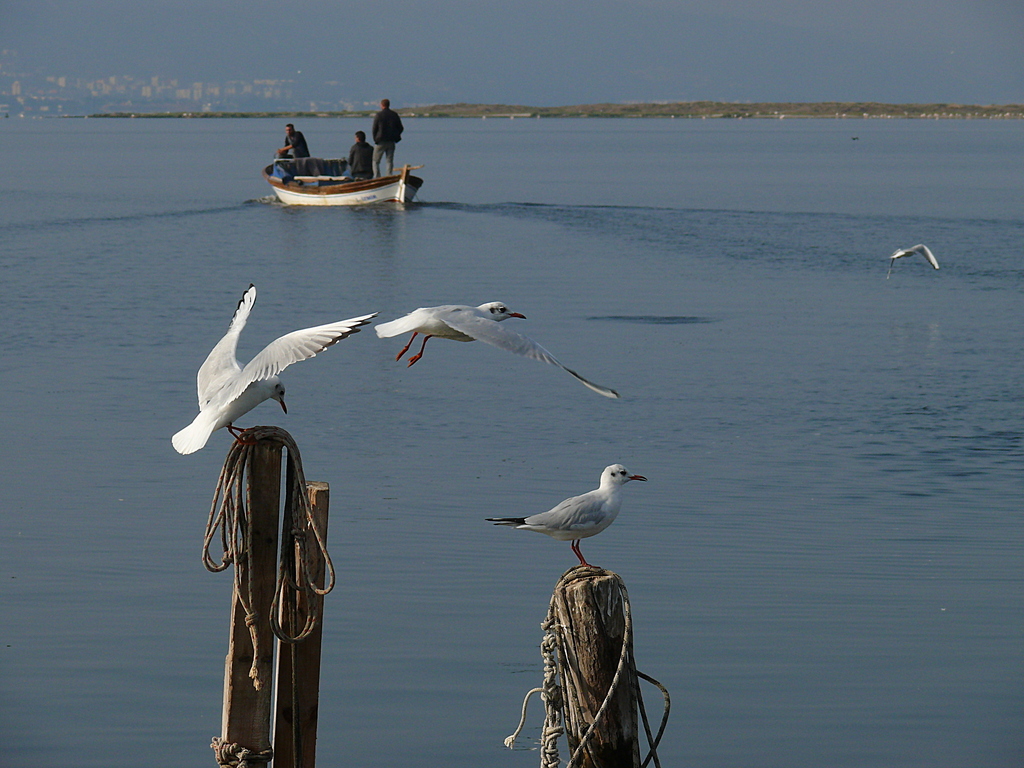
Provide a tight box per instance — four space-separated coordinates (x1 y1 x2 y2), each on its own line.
81 101 1024 119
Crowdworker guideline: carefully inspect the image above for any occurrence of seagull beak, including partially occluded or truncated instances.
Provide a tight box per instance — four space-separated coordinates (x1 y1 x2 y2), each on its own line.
277 397 288 414
629 474 648 481
508 312 526 319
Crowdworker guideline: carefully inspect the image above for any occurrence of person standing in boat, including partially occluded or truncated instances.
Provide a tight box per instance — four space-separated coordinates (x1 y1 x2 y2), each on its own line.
371 99 404 177
348 131 374 180
277 123 310 159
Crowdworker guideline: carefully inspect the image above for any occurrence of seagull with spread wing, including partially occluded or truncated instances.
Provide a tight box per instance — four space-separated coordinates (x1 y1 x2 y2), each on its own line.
172 284 375 454
374 301 620 399
887 243 940 278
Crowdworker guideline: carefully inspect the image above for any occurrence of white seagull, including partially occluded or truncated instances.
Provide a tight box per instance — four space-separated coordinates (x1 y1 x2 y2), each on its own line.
172 284 376 454
486 464 647 566
887 243 940 279
374 302 620 399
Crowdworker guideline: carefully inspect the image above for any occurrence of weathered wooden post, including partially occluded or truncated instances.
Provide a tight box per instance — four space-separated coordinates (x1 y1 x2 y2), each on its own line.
206 428 334 768
272 481 330 768
551 567 640 768
218 440 282 765
502 566 668 767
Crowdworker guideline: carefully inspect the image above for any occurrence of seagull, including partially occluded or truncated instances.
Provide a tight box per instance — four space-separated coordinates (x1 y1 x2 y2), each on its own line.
486 464 647 566
172 284 376 454
374 302 620 398
887 243 940 279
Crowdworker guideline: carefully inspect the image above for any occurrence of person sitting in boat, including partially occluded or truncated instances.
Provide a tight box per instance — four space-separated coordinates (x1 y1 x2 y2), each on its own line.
348 131 374 180
372 99 404 177
277 123 310 159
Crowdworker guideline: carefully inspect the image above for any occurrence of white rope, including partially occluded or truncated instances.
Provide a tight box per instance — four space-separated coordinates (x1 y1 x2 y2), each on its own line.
504 612 565 768
504 688 543 748
538 614 566 768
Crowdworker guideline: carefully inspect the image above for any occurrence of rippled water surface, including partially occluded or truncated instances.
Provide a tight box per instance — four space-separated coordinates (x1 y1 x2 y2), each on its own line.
1 117 1022 767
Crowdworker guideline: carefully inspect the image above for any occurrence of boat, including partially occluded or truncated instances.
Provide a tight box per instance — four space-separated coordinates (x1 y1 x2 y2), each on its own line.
263 158 424 206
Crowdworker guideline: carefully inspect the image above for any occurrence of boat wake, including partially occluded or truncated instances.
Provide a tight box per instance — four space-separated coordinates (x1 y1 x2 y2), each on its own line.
0 203 250 234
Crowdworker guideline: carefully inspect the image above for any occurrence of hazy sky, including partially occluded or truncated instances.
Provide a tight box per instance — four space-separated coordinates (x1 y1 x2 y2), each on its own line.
2 0 1022 105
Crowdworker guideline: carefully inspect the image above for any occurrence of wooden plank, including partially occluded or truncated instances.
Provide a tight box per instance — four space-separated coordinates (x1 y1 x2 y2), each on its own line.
220 441 282 754
272 481 330 768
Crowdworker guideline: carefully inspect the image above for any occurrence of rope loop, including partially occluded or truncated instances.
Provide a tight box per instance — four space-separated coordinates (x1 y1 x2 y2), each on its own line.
210 737 273 767
202 426 336 691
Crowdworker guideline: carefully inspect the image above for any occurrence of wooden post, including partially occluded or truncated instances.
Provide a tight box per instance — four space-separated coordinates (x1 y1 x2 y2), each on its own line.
552 568 640 768
219 440 282 758
272 481 330 768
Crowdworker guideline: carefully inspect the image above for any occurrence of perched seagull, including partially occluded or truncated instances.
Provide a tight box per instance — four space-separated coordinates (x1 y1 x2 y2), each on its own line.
486 464 647 567
374 302 620 399
887 243 940 279
172 284 376 454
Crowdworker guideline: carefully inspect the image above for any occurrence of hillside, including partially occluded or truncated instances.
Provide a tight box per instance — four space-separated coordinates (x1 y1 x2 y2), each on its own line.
89 101 1024 119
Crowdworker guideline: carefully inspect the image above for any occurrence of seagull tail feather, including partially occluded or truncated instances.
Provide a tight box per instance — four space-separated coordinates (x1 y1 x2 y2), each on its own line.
374 314 422 338
171 413 218 455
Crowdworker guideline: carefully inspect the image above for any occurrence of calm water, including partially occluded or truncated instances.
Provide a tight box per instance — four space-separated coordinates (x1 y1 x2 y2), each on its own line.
1 117 1022 768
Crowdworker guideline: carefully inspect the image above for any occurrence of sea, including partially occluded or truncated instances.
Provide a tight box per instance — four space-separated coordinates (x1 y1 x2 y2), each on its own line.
1 115 1022 768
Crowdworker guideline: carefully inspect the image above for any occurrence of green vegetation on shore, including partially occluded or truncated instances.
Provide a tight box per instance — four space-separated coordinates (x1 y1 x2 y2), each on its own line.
87 101 1024 119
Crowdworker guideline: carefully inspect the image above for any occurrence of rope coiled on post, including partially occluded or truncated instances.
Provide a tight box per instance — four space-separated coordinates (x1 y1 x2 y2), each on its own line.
202 426 336 690
503 566 671 768
210 737 273 767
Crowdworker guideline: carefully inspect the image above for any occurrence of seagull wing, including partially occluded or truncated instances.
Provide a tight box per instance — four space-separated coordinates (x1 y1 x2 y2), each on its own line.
440 311 620 399
524 491 610 537
196 284 256 409
216 312 377 407
912 244 940 270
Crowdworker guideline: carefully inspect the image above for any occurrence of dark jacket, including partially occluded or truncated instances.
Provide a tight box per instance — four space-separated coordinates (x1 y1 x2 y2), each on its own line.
372 108 404 144
285 130 310 158
348 140 373 178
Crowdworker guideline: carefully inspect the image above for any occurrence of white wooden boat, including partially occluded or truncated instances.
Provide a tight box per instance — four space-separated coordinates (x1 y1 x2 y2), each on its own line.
263 158 423 206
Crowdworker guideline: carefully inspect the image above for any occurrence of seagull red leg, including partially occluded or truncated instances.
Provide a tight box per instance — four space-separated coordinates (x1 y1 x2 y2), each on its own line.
406 335 433 367
227 424 258 445
395 332 418 361
571 539 593 567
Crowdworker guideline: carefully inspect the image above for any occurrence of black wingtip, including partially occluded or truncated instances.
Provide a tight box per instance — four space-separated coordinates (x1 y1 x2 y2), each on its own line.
233 284 257 317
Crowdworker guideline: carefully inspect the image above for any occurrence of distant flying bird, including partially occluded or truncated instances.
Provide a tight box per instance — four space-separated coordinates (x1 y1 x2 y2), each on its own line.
887 243 940 279
374 302 620 398
486 464 647 567
172 284 375 454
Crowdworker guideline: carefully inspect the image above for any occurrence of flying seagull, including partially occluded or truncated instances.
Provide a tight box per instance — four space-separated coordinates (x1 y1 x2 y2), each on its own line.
887 243 940 279
172 284 376 454
374 302 620 398
486 464 647 566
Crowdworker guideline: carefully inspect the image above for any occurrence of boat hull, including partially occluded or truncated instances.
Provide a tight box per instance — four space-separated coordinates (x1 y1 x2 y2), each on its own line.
263 163 423 206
